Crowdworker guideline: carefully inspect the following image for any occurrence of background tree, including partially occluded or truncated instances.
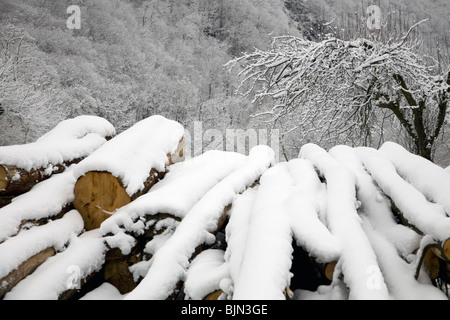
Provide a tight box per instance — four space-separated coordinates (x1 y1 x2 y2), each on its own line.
228 22 450 161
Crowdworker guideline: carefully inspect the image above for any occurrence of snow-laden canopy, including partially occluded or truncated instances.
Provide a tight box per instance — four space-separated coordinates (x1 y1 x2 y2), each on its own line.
0 115 449 300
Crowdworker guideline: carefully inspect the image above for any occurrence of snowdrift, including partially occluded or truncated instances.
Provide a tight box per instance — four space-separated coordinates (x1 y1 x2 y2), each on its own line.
0 115 449 300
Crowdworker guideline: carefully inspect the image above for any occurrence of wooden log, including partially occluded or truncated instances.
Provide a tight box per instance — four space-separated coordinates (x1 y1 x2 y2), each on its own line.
431 238 450 262
73 137 185 231
0 116 115 198
58 270 101 301
0 195 14 209
103 213 182 294
324 261 337 281
103 246 145 295
74 168 167 231
73 172 135 231
205 290 224 300
0 205 73 245
191 204 231 261
415 240 450 280
423 248 440 280
0 247 56 299
285 286 294 300
0 159 81 197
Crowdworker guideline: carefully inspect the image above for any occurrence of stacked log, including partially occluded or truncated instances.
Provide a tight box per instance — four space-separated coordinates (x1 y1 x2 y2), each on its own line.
0 210 84 299
68 116 185 295
73 115 185 231
0 247 56 299
98 150 251 295
422 239 450 282
0 116 115 208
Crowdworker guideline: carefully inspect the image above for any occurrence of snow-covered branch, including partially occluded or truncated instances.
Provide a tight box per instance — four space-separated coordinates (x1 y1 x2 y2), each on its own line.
229 32 449 160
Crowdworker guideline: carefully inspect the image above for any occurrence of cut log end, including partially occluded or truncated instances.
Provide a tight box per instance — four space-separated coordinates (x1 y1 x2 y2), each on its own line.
424 248 440 280
430 238 450 262
205 290 223 300
324 261 337 281
443 239 450 261
73 172 132 231
168 137 185 165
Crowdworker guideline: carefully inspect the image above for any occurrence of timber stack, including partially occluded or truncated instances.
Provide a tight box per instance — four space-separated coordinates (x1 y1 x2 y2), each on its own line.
0 115 116 208
0 115 450 300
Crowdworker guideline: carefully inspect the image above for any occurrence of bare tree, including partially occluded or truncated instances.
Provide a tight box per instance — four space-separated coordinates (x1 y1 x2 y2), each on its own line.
228 21 450 161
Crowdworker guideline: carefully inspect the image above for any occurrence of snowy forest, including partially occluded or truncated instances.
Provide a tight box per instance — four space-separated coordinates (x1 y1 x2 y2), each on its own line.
1 0 450 302
1 0 450 163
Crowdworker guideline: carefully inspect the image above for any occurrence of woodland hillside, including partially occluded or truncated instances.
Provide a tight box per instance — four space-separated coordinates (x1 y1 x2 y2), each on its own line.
0 0 449 163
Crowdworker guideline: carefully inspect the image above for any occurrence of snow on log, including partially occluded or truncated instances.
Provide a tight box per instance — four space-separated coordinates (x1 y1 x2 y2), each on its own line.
4 230 106 300
73 115 185 231
229 159 341 299
299 143 390 300
99 150 247 294
379 142 450 261
232 162 295 300
355 146 450 243
225 159 342 300
329 145 421 258
362 219 447 299
380 142 450 215
0 116 115 198
286 159 341 263
224 187 257 296
0 210 84 298
124 145 274 300
101 150 247 244
184 249 228 300
0 169 77 243
79 282 126 300
0 247 55 299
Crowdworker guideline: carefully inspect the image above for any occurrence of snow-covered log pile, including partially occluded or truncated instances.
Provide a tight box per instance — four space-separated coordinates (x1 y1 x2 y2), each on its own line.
72 115 185 231
0 116 115 208
1 115 450 300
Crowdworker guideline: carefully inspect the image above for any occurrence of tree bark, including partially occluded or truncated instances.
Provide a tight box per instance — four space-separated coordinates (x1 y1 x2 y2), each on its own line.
0 158 83 197
0 247 56 299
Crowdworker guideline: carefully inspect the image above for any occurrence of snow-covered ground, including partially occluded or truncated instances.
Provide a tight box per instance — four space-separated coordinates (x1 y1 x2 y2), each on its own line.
0 115 449 300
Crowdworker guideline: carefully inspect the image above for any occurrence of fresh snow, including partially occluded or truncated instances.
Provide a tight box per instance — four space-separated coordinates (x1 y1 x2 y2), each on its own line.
73 115 184 196
286 159 341 263
0 210 84 280
0 115 115 171
4 229 106 300
329 145 421 258
124 145 275 300
80 282 126 300
223 187 258 297
1 118 450 301
299 143 390 300
184 249 228 300
225 159 340 300
362 218 447 300
101 150 247 255
355 146 450 242
380 141 450 216
232 162 295 300
0 168 77 242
